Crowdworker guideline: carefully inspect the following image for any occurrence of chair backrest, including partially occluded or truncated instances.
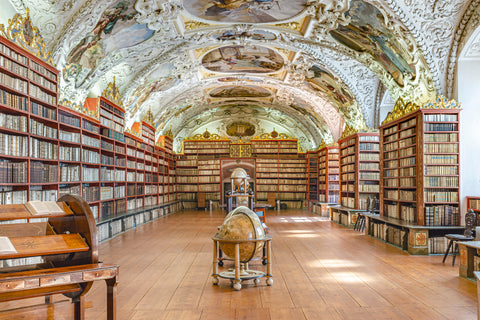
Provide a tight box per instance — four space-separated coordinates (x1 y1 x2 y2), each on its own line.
366 197 371 211
464 209 476 237
368 196 378 213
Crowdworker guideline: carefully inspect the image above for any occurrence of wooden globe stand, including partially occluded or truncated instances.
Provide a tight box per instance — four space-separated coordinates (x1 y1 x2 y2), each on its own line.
211 236 273 291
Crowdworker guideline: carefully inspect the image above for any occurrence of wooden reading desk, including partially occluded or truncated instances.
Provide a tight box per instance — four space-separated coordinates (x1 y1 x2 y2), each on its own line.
0 194 118 319
457 241 480 279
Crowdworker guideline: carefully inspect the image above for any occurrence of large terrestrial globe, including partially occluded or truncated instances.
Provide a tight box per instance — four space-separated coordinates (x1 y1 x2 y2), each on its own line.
231 167 249 191
216 206 265 262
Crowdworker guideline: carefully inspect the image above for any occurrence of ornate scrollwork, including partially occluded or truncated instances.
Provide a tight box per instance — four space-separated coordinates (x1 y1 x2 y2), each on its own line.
142 106 155 127
252 129 296 140
422 95 461 110
183 19 211 31
382 97 420 124
102 77 124 110
125 122 143 139
340 123 356 139
186 129 230 141
0 8 54 65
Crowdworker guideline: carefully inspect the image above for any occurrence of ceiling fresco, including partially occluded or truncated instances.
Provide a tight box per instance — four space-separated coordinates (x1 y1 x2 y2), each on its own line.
0 0 471 151
182 0 308 24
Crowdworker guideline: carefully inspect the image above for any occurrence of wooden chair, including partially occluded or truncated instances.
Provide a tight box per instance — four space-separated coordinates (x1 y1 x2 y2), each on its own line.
442 209 476 266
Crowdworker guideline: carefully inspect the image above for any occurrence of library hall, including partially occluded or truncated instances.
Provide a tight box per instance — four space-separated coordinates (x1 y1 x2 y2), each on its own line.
1 0 480 319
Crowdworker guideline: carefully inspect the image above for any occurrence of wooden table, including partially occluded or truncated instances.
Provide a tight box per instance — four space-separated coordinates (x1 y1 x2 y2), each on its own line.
211 236 272 291
457 241 480 279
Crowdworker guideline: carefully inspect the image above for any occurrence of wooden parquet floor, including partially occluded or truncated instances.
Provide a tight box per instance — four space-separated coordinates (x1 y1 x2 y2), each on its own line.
83 209 477 319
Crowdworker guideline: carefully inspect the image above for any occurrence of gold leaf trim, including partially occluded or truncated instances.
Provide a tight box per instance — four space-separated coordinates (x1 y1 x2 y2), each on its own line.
271 21 301 32
422 95 461 110
382 97 420 125
186 129 230 141
102 76 123 109
340 124 357 139
142 106 154 127
0 8 54 65
183 18 211 31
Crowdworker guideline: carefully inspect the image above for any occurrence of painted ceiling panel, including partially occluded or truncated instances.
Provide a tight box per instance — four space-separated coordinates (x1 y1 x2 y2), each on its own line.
1 0 469 151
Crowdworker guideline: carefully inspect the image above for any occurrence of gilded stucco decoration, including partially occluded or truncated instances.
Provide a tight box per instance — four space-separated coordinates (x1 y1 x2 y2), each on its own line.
0 8 54 64
2 0 471 155
142 106 155 127
102 77 124 110
381 97 419 125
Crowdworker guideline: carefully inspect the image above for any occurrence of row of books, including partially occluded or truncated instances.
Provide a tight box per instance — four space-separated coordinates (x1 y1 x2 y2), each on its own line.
424 190 458 202
59 146 80 162
0 160 26 183
425 205 459 226
424 143 458 153
58 111 79 127
0 112 27 133
424 123 457 132
30 162 57 183
0 69 28 93
60 164 80 182
0 133 28 156
59 130 80 143
424 176 458 187
0 88 28 111
424 114 457 122
30 83 56 105
424 133 458 142
369 223 407 249
29 69 56 91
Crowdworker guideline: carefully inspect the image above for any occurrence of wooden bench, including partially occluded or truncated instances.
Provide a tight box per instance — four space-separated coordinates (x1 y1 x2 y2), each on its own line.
0 194 118 319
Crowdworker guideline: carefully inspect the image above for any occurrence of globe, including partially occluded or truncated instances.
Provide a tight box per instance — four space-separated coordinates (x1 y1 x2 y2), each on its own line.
230 167 249 192
216 206 265 262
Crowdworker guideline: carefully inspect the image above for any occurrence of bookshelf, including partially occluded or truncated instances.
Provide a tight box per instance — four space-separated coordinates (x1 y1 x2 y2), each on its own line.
0 16 180 243
366 99 462 254
338 132 380 210
318 145 340 204
252 138 307 209
176 137 229 208
307 151 318 205
379 108 460 226
0 34 59 205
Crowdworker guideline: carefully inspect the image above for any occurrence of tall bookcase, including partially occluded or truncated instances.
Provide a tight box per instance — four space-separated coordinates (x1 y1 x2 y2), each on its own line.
176 137 229 208
0 34 59 205
364 99 463 255
252 138 307 209
318 145 340 204
338 132 380 209
380 108 460 226
307 151 318 205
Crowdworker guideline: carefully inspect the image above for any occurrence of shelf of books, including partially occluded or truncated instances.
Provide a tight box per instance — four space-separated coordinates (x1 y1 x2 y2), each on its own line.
0 24 180 243
338 131 380 210
467 197 480 224
318 145 340 204
307 151 318 206
176 138 229 208
0 33 60 206
252 138 307 208
371 102 463 254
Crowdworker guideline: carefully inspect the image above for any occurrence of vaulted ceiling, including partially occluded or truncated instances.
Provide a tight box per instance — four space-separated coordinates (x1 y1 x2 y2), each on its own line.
0 0 473 152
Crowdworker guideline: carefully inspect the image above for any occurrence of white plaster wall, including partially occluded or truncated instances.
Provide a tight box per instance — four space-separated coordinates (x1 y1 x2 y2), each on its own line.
457 58 480 215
